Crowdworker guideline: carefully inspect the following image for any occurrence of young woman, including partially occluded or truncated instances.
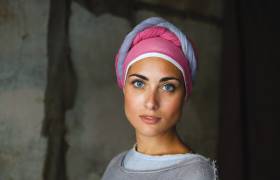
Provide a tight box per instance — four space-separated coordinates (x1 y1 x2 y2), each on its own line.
101 17 218 180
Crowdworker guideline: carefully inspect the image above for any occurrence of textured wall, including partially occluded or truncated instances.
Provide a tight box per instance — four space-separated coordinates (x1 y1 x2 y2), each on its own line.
139 0 223 18
66 3 132 180
0 0 49 179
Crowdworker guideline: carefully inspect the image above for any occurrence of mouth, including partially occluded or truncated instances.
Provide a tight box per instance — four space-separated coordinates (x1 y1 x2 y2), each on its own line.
139 115 161 124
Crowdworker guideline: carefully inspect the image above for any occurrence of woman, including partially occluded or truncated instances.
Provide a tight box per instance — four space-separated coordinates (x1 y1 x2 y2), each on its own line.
101 17 218 180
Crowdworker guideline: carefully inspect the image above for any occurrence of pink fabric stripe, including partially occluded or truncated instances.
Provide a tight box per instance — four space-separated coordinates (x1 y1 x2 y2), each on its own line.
122 37 192 95
116 26 193 96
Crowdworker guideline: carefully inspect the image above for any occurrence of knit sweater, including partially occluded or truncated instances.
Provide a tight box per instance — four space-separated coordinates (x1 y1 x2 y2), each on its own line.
101 149 218 180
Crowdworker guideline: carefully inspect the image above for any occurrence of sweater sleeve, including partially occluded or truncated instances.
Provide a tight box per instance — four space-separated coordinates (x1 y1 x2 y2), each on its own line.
177 157 219 180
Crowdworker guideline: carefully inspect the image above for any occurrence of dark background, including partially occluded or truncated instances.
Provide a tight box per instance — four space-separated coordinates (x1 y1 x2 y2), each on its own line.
219 0 280 179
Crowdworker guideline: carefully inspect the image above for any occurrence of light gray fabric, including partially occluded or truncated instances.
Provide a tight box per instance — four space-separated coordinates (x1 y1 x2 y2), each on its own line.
101 150 218 180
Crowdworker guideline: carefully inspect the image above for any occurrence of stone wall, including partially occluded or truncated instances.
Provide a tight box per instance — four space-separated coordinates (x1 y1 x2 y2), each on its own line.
66 4 132 179
0 0 49 179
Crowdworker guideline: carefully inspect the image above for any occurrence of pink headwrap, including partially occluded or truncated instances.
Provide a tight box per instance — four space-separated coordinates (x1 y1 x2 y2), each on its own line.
115 17 198 98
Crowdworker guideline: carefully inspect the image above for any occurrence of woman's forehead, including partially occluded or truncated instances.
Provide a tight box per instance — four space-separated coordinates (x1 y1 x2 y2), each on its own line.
127 57 183 78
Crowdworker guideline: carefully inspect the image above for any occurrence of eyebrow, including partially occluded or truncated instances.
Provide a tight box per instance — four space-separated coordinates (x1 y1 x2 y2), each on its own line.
159 77 181 83
128 74 148 80
128 73 181 83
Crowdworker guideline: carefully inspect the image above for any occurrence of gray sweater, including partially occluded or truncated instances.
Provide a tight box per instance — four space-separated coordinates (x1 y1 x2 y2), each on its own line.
101 151 218 180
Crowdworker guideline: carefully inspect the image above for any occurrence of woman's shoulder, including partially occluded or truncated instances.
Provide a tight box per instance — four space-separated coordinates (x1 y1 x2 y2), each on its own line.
104 150 128 169
176 153 219 180
101 150 128 179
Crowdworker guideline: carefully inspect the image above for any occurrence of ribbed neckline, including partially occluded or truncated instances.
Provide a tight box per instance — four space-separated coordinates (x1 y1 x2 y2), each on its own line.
130 143 194 160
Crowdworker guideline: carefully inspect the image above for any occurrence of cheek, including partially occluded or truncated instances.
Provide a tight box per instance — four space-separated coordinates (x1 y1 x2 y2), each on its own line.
161 95 184 120
124 89 143 119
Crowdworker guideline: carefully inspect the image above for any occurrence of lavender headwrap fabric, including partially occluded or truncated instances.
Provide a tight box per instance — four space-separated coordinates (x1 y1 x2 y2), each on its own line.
115 17 198 97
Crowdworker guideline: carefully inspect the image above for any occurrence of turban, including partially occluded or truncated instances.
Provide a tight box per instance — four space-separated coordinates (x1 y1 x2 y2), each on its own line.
115 17 198 97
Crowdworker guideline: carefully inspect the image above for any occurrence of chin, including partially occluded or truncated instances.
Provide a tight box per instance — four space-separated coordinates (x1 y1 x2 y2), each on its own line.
135 126 166 137
137 130 161 137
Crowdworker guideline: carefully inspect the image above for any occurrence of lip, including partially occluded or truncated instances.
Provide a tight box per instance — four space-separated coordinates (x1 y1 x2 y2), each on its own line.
139 115 161 124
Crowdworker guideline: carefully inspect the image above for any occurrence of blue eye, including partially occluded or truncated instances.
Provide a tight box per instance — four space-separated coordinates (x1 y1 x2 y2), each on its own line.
163 84 175 92
132 80 144 88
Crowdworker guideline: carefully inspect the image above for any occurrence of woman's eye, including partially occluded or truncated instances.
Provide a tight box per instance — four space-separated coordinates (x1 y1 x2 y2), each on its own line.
132 80 144 88
163 84 175 92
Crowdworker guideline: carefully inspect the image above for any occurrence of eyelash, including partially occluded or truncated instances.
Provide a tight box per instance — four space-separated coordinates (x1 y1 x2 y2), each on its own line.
131 79 176 92
131 79 145 88
162 83 176 92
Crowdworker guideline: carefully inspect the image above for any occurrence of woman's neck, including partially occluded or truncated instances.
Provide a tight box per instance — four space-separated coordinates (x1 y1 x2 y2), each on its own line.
135 128 192 155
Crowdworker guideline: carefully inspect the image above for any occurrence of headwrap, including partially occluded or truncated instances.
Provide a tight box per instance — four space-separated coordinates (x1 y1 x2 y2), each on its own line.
115 17 198 97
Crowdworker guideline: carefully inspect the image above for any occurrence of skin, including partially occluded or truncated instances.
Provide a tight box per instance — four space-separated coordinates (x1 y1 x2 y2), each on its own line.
123 57 192 155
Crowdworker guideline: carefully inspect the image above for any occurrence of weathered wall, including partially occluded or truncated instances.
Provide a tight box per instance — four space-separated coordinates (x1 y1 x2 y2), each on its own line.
66 4 132 179
139 0 223 18
0 0 49 179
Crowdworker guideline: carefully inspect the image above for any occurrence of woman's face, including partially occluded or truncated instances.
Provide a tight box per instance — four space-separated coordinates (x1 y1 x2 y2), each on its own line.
123 57 186 137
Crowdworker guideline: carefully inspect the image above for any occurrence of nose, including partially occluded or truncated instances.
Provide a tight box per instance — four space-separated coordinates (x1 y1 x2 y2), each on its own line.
144 88 159 111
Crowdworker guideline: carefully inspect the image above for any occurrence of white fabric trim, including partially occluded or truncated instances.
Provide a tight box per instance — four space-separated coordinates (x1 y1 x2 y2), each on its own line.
124 52 187 88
